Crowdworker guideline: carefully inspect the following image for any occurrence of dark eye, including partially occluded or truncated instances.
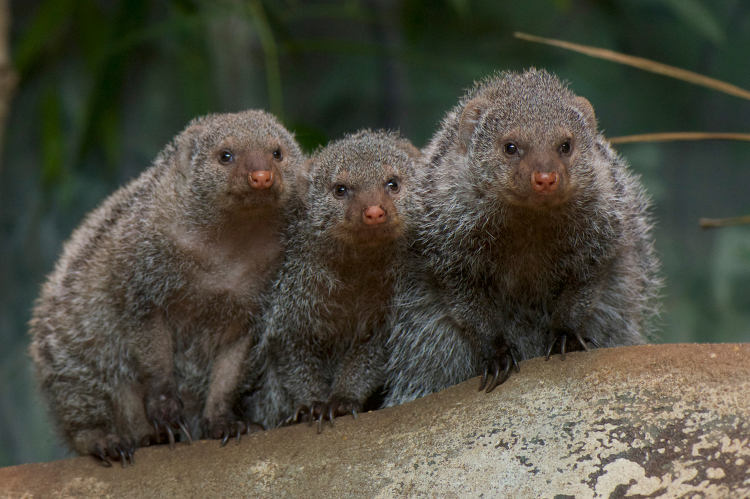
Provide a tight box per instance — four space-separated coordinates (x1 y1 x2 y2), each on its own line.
386 179 400 193
219 150 234 164
504 143 517 155
560 141 572 154
273 148 283 161
333 184 348 198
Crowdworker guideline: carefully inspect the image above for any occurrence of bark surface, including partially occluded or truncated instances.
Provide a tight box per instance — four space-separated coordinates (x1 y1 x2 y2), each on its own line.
1 343 748 499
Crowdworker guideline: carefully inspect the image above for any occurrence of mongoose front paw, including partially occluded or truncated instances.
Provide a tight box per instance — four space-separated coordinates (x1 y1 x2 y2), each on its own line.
478 349 520 393
284 397 363 433
544 328 599 361
145 389 193 448
89 435 136 468
203 417 264 446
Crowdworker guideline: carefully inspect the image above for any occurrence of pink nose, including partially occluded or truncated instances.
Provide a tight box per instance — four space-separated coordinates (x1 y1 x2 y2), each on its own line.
531 171 559 192
363 205 386 225
248 170 275 189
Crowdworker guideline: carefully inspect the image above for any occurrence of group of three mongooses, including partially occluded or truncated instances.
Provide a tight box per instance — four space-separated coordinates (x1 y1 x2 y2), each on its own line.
29 69 661 466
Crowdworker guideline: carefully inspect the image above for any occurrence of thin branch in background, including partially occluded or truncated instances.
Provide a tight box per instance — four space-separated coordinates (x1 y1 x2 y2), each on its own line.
699 215 750 229
249 0 284 120
0 0 18 183
609 132 750 144
513 32 750 102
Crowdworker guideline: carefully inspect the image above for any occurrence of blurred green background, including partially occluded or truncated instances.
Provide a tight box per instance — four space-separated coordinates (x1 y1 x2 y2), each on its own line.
2 0 750 466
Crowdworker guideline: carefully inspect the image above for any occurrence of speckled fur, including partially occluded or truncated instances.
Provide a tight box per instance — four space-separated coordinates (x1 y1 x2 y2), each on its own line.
246 130 419 429
29 110 306 457
383 69 662 406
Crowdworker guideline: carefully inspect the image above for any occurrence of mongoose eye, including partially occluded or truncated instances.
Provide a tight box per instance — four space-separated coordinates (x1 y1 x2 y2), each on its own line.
272 148 283 161
219 150 234 164
333 184 348 198
504 143 518 155
386 179 400 193
560 140 572 155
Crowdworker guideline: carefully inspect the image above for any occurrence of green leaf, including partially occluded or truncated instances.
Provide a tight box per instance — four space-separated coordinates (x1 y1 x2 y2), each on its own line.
13 0 76 76
446 0 470 17
73 0 110 71
658 0 725 45
40 89 66 189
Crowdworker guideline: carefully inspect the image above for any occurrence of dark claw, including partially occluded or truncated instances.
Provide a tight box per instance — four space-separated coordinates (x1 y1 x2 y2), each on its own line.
478 363 490 392
480 348 519 393
546 330 599 360
118 447 127 468
317 411 324 434
575 331 591 352
544 340 556 361
129 442 136 465
220 433 230 447
486 362 505 394
153 422 161 444
584 336 600 349
294 405 309 424
165 425 175 449
93 444 112 468
177 417 193 445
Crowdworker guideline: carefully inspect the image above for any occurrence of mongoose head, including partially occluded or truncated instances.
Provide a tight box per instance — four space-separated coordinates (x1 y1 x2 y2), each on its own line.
455 69 600 209
172 110 305 214
306 130 420 248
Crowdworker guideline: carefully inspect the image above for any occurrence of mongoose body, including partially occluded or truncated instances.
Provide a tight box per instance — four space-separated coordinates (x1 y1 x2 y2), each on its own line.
29 110 305 465
384 69 661 406
247 130 419 430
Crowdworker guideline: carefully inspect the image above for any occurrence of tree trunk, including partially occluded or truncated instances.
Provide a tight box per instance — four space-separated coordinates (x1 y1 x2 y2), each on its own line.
0 343 748 498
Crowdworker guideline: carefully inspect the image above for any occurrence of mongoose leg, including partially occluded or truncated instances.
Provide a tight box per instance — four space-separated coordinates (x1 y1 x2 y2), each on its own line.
544 329 599 361
202 336 263 445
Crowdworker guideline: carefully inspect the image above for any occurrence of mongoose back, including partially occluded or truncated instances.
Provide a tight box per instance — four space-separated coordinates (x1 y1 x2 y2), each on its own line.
247 130 419 431
29 110 306 465
384 69 661 406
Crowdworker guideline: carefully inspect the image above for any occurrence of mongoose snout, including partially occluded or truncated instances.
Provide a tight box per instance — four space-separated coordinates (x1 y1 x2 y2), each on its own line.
532 171 559 192
249 170 275 189
363 205 387 225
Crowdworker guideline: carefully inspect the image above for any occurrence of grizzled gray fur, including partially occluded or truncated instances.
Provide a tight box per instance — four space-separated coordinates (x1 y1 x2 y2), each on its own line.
29 110 306 465
383 69 662 406
247 130 420 430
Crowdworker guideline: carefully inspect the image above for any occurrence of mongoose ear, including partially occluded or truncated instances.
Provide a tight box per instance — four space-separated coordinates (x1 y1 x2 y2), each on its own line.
398 142 422 162
176 125 206 168
571 96 597 131
295 158 313 200
458 98 488 154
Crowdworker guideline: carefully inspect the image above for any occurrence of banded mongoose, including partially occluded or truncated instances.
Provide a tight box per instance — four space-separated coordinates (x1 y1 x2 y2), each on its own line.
29 110 306 466
247 130 420 431
383 69 662 406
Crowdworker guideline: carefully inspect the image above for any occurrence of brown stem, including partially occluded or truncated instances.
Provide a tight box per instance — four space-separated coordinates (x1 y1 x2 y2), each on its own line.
513 32 750 102
609 132 750 144
699 215 750 229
